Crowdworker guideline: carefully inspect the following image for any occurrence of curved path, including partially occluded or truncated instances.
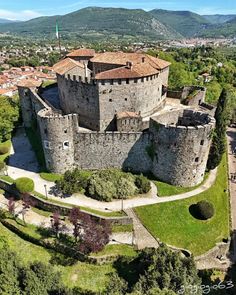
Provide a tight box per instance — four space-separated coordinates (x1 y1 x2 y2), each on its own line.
7 128 217 213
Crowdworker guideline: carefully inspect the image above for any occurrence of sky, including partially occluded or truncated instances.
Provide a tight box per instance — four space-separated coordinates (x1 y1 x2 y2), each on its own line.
0 0 236 21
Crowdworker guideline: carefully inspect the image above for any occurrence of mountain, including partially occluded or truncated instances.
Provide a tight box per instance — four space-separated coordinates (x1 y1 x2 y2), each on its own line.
150 9 211 37
0 7 235 41
0 18 19 24
0 7 181 41
198 17 236 38
203 14 236 24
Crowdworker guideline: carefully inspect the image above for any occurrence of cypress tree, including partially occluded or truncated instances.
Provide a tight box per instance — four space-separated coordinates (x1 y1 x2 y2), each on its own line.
207 88 228 170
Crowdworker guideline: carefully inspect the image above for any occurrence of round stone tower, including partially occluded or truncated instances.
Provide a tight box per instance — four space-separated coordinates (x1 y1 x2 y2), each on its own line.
37 109 79 173
150 109 215 187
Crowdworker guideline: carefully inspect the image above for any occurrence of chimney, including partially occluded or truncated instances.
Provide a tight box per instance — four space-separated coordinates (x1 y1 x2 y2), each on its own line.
126 61 133 69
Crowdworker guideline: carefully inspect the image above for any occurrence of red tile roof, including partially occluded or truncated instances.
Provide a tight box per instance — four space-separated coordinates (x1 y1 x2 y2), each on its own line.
67 48 95 57
95 63 159 80
91 52 171 70
53 58 85 75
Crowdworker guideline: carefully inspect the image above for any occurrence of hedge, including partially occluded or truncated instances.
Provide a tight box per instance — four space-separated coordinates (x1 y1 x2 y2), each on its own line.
15 177 34 193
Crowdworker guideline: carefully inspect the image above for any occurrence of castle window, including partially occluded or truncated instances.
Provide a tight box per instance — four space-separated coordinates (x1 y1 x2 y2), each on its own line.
200 140 204 146
146 77 149 81
109 89 112 93
63 141 70 150
150 76 153 80
126 79 129 84
195 157 199 163
44 140 51 149
118 79 122 85
64 129 68 134
125 98 128 101
134 78 138 83
111 80 114 85
109 99 112 102
101 80 105 85
141 78 144 82
44 128 47 135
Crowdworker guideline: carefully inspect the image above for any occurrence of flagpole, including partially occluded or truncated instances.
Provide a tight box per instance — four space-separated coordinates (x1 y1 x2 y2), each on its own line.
56 22 62 57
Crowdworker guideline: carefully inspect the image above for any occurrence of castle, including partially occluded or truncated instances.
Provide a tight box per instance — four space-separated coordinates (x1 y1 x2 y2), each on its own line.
18 49 215 187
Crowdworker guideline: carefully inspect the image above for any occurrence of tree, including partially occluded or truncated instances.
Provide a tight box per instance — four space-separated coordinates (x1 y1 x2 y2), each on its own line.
110 244 201 295
0 96 19 142
207 88 228 170
69 207 81 242
7 197 16 217
20 194 35 225
78 215 111 254
50 211 62 238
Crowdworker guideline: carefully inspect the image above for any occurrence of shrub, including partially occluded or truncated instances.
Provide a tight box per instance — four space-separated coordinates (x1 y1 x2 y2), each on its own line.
87 176 116 202
135 174 151 194
0 146 9 155
56 168 91 195
0 162 5 171
86 169 138 201
189 200 215 220
15 177 34 193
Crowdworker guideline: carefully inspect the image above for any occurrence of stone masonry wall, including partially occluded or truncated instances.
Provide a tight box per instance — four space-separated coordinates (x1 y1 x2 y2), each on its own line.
18 86 49 127
57 74 100 130
37 109 79 173
150 109 215 187
74 131 152 173
98 73 166 131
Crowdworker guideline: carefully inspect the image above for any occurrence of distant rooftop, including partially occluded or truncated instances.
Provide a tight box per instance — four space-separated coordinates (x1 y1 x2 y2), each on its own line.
17 78 42 88
67 48 95 58
53 58 85 75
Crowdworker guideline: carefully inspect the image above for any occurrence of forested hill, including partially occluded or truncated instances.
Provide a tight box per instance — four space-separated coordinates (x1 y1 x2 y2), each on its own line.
0 7 181 41
150 9 211 37
198 17 236 38
0 7 235 40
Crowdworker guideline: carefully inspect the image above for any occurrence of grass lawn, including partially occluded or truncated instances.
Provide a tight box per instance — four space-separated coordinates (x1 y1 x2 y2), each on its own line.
0 140 11 163
155 172 209 197
135 154 230 256
0 221 114 292
39 172 62 182
91 244 137 257
0 175 14 183
112 224 133 233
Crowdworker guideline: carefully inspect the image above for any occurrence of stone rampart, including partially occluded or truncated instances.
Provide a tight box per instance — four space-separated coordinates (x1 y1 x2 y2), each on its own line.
150 109 215 187
74 131 152 173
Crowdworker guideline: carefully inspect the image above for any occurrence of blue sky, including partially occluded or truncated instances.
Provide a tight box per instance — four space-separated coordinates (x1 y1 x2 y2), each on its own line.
1 0 236 20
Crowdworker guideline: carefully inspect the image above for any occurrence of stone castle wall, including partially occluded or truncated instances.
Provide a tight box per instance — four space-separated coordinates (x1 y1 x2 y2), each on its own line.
57 74 100 130
18 86 49 127
97 71 167 131
74 131 152 172
57 68 169 132
150 109 215 187
37 109 79 173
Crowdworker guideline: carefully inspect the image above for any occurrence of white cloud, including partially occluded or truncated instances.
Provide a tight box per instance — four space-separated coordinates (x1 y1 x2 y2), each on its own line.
0 9 42 21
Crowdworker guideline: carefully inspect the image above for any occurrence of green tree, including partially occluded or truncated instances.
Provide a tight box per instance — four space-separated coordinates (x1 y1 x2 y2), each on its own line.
0 96 19 142
207 88 228 170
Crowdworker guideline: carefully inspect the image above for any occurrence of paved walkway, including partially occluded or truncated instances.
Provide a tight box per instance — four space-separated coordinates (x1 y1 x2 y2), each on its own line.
226 127 236 262
0 193 132 245
125 208 159 249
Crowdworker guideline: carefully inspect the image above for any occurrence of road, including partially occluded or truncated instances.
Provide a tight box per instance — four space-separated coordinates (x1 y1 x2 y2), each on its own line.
226 127 236 262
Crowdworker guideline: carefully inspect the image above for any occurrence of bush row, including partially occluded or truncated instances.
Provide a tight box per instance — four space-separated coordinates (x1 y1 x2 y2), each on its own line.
56 168 151 202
